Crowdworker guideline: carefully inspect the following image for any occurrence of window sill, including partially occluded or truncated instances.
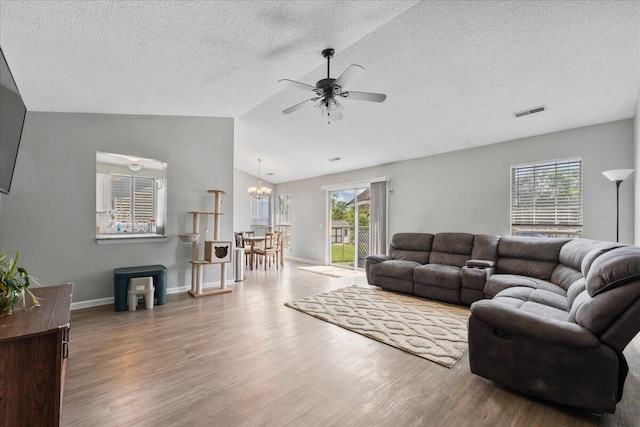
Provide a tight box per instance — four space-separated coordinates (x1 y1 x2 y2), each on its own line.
96 234 168 244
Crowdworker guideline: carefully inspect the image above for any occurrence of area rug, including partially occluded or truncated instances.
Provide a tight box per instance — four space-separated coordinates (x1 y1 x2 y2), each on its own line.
285 286 470 368
298 265 360 278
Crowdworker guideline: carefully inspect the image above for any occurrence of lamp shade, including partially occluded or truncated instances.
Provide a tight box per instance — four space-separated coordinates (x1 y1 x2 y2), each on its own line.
602 169 634 182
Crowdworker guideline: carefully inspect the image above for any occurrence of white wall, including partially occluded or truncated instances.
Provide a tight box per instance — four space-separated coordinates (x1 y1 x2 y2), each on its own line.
0 112 234 302
276 119 635 263
635 88 640 245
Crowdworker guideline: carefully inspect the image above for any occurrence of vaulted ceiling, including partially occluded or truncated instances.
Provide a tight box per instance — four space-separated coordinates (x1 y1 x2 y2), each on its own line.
1 1 638 183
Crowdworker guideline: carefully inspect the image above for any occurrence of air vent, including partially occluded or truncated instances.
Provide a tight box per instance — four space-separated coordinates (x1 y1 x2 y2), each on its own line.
514 105 546 118
328 157 341 162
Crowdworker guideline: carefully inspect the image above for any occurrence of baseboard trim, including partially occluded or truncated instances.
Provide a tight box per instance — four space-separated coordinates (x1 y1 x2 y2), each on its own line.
70 284 219 310
71 297 114 311
284 256 324 265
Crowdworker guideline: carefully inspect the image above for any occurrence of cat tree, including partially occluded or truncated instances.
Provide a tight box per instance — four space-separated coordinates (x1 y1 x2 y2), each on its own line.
180 189 232 297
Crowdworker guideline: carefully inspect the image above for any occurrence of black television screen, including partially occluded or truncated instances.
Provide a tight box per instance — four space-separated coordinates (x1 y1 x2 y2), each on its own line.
0 47 27 194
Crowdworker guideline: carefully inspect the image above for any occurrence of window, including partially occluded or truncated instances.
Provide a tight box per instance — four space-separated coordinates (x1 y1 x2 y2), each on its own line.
96 151 167 241
276 194 292 251
511 158 582 238
250 197 270 226
277 194 291 225
110 175 155 231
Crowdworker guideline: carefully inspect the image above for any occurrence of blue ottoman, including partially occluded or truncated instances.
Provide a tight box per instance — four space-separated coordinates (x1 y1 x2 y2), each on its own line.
114 265 167 312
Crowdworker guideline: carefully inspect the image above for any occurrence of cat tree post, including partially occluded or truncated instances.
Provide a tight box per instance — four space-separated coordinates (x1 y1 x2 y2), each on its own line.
184 189 232 298
208 189 227 292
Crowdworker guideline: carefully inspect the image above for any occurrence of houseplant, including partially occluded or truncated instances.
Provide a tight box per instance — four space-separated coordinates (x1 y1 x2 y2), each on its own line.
0 251 40 315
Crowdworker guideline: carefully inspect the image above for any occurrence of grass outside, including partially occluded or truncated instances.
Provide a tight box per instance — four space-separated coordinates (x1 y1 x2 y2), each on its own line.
331 243 355 265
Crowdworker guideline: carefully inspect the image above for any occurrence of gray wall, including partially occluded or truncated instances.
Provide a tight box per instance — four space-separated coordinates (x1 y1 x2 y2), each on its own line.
635 89 640 245
276 119 635 263
0 112 234 302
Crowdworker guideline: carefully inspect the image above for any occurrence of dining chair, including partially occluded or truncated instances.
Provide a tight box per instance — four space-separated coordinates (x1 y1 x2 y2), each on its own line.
234 232 243 247
255 233 278 270
275 231 284 267
234 232 251 265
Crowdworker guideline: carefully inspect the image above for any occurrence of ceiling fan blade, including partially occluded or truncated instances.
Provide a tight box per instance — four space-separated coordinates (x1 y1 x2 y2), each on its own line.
278 79 317 91
282 97 321 114
333 64 365 89
341 91 386 103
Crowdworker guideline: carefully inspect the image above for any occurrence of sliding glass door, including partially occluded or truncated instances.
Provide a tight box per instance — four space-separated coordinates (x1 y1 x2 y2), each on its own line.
329 187 370 269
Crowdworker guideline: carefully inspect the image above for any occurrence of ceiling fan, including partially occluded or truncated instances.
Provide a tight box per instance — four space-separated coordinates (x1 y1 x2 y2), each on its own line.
279 48 386 123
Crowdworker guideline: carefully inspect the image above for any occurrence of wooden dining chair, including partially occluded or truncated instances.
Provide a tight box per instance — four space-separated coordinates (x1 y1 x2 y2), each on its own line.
274 231 284 267
234 232 243 247
234 232 251 265
255 233 278 270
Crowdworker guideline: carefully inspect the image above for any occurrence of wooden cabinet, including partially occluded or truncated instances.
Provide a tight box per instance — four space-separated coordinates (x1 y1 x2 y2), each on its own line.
0 283 73 426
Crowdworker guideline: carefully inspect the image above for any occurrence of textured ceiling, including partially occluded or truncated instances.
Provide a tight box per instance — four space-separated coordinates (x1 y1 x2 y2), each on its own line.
1 1 639 183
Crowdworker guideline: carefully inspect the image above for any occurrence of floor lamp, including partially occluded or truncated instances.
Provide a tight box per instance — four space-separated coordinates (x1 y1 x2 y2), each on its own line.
602 169 635 242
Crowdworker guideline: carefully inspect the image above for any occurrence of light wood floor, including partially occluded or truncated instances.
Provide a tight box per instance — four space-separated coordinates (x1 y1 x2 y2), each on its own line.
62 261 640 426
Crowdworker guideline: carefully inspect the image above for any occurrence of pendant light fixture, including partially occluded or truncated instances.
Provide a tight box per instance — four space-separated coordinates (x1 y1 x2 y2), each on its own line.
247 159 272 199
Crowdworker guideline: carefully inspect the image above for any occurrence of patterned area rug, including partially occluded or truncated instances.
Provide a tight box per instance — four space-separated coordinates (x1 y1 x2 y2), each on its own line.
285 286 470 368
298 265 360 278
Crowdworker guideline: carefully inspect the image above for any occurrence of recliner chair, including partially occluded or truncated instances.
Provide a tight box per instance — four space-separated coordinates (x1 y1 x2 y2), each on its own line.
468 246 640 413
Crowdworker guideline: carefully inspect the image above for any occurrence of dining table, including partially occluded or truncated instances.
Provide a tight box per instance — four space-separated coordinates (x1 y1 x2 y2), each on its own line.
243 235 266 270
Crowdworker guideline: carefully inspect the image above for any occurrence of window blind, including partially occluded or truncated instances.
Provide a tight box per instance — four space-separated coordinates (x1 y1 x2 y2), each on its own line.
133 177 154 224
110 175 156 229
511 158 582 237
250 197 270 226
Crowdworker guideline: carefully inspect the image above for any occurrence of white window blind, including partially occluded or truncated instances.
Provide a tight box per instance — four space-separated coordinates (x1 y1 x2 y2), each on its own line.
511 158 583 238
250 197 270 226
277 194 291 225
110 175 156 231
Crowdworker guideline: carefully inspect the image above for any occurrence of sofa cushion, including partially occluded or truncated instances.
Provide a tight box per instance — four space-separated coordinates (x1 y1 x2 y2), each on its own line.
581 244 625 278
559 239 605 271
369 259 421 281
429 232 475 267
568 289 590 323
414 264 461 290
585 246 640 297
389 233 434 264
567 278 587 306
492 288 570 321
550 240 624 290
490 286 533 308
528 289 570 311
496 237 569 281
471 234 501 262
485 274 566 298
493 287 569 311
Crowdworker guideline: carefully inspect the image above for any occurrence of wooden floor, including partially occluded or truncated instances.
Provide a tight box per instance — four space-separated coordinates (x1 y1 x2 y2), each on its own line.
62 261 640 426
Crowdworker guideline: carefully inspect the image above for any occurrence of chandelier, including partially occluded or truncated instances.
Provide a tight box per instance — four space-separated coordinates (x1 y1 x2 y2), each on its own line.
247 159 272 199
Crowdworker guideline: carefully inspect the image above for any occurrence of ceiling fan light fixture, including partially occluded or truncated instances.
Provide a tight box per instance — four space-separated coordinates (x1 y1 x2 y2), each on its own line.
327 98 341 112
279 48 385 123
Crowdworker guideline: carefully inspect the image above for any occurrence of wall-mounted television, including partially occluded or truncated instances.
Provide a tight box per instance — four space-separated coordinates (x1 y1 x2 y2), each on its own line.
0 47 27 194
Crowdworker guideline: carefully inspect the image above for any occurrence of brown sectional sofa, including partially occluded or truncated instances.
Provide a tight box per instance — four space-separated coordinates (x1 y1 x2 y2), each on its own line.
365 232 640 414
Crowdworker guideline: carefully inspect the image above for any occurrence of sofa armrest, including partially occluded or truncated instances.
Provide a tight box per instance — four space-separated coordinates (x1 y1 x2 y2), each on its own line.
366 254 392 264
465 259 496 268
365 254 392 284
470 300 599 349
